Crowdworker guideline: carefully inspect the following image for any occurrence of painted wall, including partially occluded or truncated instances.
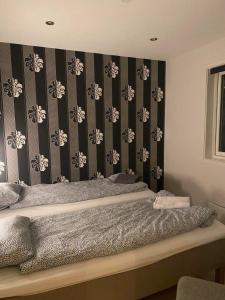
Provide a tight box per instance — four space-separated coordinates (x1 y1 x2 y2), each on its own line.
165 36 225 221
0 42 165 190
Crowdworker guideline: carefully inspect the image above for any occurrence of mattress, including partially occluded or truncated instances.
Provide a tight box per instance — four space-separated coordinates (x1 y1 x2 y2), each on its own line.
1 190 225 299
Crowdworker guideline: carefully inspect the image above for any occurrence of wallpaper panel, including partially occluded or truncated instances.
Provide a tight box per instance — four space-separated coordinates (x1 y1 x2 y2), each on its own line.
0 42 165 191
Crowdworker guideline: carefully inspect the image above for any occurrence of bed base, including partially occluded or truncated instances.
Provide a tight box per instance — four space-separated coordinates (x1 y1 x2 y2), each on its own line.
215 267 225 284
4 239 225 300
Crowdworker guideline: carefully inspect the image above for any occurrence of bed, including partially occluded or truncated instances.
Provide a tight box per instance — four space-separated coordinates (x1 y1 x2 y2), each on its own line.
0 187 225 300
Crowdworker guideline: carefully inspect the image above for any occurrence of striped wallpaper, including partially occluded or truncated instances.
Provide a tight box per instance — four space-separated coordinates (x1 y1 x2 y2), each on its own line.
0 42 165 191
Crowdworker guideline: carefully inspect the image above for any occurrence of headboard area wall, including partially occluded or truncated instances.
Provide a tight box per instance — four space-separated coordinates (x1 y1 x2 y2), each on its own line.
0 42 165 191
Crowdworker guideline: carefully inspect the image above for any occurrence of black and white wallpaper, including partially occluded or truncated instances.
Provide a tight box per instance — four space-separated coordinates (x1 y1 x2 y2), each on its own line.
0 42 165 191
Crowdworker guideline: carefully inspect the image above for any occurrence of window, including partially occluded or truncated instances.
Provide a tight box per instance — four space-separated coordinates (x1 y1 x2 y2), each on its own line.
205 66 225 161
216 72 225 156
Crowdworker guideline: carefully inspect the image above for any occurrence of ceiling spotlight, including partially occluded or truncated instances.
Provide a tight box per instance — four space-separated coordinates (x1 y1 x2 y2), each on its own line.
150 37 158 42
45 20 55 26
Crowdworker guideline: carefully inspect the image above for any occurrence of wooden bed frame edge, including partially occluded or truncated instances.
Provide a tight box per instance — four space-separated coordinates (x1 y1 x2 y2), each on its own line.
3 239 225 300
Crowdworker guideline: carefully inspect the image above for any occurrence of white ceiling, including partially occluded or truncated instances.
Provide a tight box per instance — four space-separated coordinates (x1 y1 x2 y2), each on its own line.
0 0 225 60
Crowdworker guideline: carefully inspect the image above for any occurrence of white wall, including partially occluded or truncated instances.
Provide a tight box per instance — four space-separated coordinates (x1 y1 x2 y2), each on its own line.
165 36 225 221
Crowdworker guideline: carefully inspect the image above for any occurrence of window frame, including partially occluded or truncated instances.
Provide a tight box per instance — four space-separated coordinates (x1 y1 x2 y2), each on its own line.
215 71 225 158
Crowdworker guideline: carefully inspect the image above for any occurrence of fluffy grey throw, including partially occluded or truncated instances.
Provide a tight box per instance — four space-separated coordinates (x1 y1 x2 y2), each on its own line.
11 179 147 209
20 200 216 274
0 216 34 267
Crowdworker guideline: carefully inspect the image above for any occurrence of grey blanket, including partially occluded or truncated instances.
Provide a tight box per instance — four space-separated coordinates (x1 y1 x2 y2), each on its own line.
10 179 147 209
20 200 216 274
0 216 34 268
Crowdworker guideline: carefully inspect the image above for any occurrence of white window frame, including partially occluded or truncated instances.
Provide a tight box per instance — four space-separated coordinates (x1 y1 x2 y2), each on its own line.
214 71 225 158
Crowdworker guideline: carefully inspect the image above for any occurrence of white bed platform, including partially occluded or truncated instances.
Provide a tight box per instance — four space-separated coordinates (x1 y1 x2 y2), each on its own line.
1 190 225 299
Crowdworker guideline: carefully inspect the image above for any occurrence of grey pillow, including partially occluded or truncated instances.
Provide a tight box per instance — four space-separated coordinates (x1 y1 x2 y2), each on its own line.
0 215 34 268
108 173 141 184
157 190 175 197
0 183 22 209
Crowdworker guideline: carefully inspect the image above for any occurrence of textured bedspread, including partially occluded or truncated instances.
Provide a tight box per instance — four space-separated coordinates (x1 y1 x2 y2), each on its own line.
20 200 216 274
10 179 148 209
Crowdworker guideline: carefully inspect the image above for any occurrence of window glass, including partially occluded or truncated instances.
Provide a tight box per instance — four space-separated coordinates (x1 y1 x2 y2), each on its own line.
219 74 225 152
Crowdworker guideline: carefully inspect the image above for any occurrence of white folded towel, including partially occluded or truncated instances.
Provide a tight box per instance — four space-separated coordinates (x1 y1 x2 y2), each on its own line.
153 196 191 209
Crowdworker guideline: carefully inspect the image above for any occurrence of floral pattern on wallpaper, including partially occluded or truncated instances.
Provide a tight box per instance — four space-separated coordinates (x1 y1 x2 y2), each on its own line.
51 130 68 147
137 107 150 123
0 42 165 189
25 53 44 72
107 149 120 165
105 61 119 78
122 128 135 143
31 154 49 172
122 85 135 101
3 78 23 98
48 80 65 99
89 129 104 145
72 152 87 168
87 83 102 100
70 106 85 123
152 87 164 102
137 147 149 162
106 107 120 123
137 64 150 80
7 130 26 149
68 57 84 75
28 105 46 123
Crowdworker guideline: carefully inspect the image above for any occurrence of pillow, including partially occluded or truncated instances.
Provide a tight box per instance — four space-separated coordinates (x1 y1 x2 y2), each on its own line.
0 183 22 210
157 190 175 197
0 216 34 268
108 173 141 184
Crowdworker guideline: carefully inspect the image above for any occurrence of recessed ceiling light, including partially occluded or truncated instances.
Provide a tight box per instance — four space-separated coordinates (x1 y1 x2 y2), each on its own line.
150 37 158 42
45 20 55 26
